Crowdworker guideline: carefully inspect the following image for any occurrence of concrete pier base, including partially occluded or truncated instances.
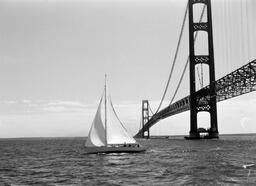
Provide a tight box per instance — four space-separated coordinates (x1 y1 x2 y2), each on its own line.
185 131 219 140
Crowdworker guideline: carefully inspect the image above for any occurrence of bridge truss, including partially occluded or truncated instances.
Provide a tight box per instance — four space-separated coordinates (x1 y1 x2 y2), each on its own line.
135 59 256 138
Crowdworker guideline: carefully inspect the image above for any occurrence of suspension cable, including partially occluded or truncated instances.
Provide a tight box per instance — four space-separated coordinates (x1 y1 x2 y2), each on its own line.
148 104 154 116
154 1 189 114
169 4 206 105
169 56 189 104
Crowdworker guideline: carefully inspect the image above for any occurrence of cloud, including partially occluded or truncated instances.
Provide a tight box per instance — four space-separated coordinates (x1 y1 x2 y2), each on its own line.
0 99 95 114
47 101 87 108
42 100 96 113
3 100 17 104
23 99 31 104
42 106 67 112
41 105 88 113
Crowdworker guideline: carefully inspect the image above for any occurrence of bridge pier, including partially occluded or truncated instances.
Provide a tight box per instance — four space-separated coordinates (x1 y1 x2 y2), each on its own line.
186 0 219 139
208 131 219 138
145 130 150 139
186 130 219 140
188 131 200 139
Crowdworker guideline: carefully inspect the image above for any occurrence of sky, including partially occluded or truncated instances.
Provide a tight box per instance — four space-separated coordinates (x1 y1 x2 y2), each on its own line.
0 0 256 138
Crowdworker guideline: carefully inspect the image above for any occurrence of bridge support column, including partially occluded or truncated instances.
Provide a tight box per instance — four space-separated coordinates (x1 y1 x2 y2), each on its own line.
187 0 218 139
142 100 150 139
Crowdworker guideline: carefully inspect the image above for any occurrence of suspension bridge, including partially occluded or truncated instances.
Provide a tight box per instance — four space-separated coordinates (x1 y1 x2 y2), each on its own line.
135 0 256 139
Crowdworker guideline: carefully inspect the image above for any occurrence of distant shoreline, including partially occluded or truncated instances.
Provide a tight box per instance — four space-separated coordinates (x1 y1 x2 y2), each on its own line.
149 133 256 139
0 136 86 140
1 133 256 140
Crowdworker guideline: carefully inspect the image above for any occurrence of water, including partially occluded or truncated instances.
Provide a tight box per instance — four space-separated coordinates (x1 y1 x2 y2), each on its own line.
0 135 256 185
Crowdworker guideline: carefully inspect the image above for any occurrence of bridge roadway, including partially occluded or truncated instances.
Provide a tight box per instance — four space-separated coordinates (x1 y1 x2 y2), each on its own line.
135 59 256 138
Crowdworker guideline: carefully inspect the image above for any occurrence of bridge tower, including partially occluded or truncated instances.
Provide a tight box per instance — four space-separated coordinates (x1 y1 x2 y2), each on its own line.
187 0 219 139
142 100 150 138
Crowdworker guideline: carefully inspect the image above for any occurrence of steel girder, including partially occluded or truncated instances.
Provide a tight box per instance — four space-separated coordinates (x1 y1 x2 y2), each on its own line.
216 60 256 102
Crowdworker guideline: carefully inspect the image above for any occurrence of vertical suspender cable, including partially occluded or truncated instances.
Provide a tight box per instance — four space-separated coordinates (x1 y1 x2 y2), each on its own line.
201 63 203 87
225 0 232 71
224 0 230 74
228 0 234 71
240 0 245 64
245 0 251 62
197 66 203 88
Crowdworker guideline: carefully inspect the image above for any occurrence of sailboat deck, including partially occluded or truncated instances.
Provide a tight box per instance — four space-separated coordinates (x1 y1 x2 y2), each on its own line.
85 144 146 154
85 146 146 154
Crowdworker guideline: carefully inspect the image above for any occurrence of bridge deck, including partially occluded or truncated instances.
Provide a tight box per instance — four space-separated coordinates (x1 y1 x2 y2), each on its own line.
135 59 256 137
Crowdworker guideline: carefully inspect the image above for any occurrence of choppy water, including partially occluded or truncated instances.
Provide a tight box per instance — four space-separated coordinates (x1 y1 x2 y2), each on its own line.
0 135 256 185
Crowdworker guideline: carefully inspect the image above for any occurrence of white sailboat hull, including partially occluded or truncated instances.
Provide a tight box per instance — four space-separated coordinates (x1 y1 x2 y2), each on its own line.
85 145 146 154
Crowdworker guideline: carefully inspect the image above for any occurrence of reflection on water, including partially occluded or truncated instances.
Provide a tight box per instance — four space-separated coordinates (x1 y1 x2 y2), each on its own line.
0 135 256 185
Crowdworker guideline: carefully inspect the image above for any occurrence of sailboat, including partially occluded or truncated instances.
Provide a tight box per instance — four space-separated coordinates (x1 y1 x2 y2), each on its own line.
85 75 146 154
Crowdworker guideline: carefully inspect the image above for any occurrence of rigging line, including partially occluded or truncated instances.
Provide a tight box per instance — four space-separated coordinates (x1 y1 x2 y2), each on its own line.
108 96 133 136
169 4 206 105
154 1 189 114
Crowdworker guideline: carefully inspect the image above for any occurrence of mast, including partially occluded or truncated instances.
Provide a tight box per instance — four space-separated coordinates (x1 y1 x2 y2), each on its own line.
104 74 107 145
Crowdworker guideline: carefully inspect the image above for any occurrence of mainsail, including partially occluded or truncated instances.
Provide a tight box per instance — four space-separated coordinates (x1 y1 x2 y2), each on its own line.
85 97 106 147
86 84 136 147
